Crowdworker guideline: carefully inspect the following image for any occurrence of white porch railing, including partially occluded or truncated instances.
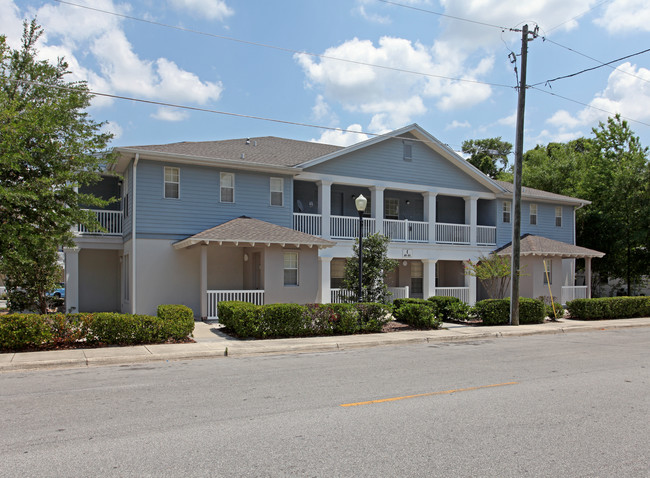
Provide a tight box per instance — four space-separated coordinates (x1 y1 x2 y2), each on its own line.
434 287 470 303
477 225 497 246
330 215 376 239
293 212 321 236
330 286 409 303
207 290 265 321
561 286 587 304
330 288 356 303
76 209 123 235
383 219 428 243
435 223 470 245
388 286 409 300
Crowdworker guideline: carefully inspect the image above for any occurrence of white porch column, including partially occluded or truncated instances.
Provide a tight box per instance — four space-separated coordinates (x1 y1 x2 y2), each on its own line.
318 256 332 303
64 247 79 313
317 181 332 239
464 260 477 305
585 257 592 299
423 192 437 244
200 243 208 320
422 259 437 299
370 186 384 235
465 196 478 246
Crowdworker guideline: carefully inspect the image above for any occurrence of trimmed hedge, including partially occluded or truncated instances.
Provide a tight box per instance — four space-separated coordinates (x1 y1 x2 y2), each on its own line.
427 296 463 321
566 296 650 320
473 298 545 325
396 303 441 329
217 301 391 339
0 305 195 352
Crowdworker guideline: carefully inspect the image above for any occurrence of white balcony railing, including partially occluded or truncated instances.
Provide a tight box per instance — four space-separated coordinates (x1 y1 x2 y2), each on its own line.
76 209 123 235
561 286 587 305
436 223 470 245
207 290 265 321
293 213 321 236
330 286 409 303
435 287 470 303
383 219 428 243
477 226 497 246
330 215 376 240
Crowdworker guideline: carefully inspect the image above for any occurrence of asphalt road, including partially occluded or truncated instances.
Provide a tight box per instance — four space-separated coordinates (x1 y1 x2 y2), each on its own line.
1 329 648 477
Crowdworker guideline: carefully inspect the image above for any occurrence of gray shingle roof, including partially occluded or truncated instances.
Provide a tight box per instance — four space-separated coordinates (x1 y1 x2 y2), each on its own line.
173 216 335 249
124 136 342 167
495 180 588 204
494 234 604 258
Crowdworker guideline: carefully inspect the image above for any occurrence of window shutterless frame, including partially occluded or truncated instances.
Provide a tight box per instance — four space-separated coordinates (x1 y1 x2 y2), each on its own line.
503 201 511 223
530 203 537 225
283 252 298 286
270 177 283 206
555 206 562 227
163 166 180 199
220 172 235 203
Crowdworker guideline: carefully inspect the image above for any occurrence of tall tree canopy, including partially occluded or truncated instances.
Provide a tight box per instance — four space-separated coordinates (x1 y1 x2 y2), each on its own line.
522 115 650 294
0 21 114 312
461 137 513 179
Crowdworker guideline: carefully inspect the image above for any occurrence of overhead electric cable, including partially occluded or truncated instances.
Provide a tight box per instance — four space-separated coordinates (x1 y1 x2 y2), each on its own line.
374 0 509 30
532 47 650 87
51 0 512 90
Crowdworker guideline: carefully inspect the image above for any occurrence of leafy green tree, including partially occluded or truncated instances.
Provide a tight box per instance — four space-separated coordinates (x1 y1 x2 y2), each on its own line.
466 253 516 299
522 116 650 295
462 137 513 179
0 21 114 312
343 233 398 303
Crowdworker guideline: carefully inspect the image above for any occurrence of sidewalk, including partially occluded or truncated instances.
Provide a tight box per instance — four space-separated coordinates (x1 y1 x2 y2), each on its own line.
2 317 649 372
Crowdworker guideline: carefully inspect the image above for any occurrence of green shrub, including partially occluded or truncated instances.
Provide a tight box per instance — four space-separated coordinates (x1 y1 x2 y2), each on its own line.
544 303 565 320
392 298 431 322
217 301 262 338
157 304 195 340
0 314 52 351
473 298 545 325
397 303 441 329
356 302 392 333
328 303 358 335
392 298 429 311
427 296 462 321
89 313 166 345
261 303 310 338
566 296 650 320
304 304 337 336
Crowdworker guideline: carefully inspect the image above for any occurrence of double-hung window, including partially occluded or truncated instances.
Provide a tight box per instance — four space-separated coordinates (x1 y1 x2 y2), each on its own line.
503 201 511 223
220 172 234 203
164 167 180 199
385 198 399 220
283 252 298 286
410 261 423 295
543 260 553 285
270 177 283 206
555 206 562 227
530 204 538 225
403 141 413 161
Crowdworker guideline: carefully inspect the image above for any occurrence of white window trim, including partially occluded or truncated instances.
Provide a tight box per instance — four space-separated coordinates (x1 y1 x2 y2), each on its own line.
220 172 235 203
555 206 562 227
530 204 537 225
270 177 284 207
403 141 413 161
503 201 511 223
283 252 299 286
163 166 180 199
385 197 399 219
543 259 553 285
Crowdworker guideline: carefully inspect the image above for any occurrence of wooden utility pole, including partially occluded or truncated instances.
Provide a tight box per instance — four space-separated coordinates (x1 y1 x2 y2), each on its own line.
509 24 531 326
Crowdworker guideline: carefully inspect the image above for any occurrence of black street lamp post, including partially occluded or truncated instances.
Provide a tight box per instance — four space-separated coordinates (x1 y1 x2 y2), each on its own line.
355 194 367 302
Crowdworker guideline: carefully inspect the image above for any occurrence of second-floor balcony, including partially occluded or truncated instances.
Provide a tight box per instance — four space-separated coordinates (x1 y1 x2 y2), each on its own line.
293 213 496 246
75 209 123 236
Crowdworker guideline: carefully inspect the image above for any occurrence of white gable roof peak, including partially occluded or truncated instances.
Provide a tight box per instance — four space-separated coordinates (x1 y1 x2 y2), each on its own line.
296 123 505 194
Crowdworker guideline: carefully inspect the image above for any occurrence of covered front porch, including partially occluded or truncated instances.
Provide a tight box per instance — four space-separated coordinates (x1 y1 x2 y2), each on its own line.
173 216 335 321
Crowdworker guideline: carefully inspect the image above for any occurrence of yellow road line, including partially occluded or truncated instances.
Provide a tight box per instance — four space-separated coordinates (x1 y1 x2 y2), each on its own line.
340 381 518 407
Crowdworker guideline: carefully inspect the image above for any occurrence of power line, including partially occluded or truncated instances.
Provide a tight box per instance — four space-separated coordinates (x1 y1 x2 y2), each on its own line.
532 47 650 87
51 0 513 90
373 0 510 30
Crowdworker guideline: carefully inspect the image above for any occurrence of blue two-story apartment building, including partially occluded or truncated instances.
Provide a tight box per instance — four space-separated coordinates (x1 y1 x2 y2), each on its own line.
65 124 603 319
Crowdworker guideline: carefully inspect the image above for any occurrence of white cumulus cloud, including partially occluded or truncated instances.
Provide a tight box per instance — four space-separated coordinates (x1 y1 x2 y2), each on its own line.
151 107 190 122
312 125 369 147
169 0 234 21
594 0 650 33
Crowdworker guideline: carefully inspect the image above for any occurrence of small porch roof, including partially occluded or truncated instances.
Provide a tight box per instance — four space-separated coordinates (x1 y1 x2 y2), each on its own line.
494 234 605 259
173 216 336 250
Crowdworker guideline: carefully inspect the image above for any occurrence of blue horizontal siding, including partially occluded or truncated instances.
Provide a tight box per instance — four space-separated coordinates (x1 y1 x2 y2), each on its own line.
496 201 574 248
135 160 293 239
306 136 490 193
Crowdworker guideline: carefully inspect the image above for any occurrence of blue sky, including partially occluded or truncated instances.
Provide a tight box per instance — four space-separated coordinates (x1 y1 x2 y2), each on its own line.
2 0 649 156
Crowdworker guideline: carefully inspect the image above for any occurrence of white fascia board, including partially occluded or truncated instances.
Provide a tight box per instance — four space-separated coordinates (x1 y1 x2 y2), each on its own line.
319 241 495 261
495 192 589 207
113 148 301 175
295 171 497 200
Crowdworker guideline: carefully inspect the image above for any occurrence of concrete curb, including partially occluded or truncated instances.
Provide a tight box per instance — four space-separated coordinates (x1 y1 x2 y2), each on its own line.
1 318 649 372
